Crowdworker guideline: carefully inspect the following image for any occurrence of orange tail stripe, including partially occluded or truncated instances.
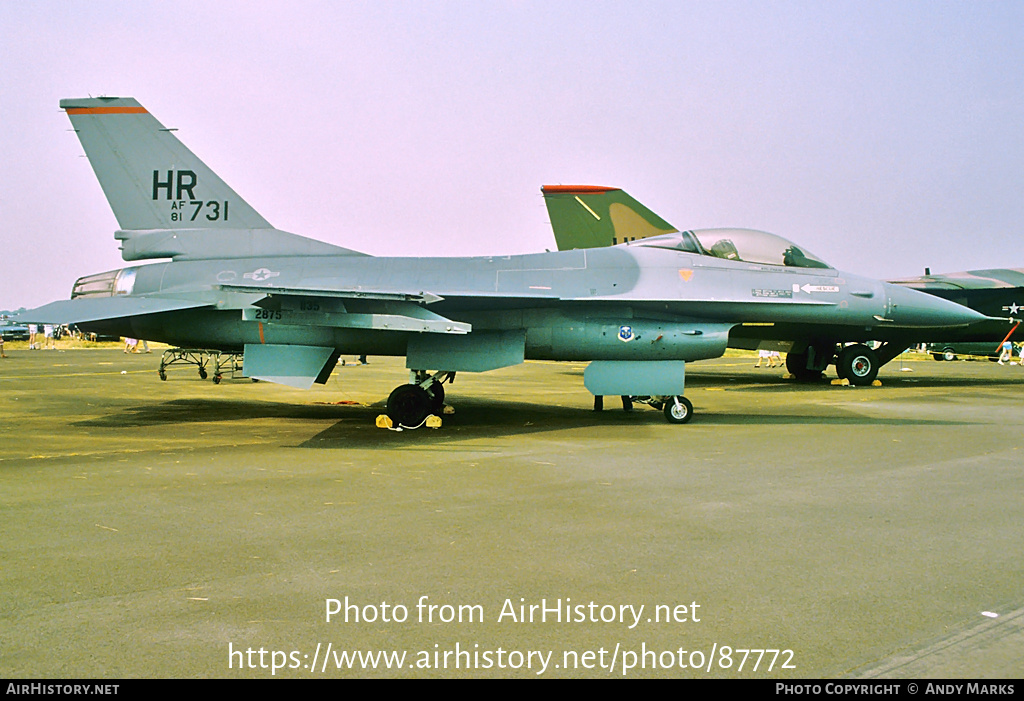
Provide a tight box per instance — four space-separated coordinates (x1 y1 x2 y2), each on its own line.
65 106 148 115
541 185 620 194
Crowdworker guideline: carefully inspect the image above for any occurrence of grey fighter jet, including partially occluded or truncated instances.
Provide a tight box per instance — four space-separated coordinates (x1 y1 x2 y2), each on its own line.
23 98 988 426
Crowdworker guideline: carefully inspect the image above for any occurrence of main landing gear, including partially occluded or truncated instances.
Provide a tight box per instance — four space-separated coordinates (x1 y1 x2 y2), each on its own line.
385 370 454 428
785 344 831 382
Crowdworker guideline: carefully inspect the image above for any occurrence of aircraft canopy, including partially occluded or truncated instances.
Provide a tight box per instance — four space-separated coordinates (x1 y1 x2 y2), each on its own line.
636 228 832 270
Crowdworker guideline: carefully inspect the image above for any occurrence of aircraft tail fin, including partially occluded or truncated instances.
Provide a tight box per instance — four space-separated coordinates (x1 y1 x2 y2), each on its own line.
541 185 678 251
61 97 271 231
61 97 366 261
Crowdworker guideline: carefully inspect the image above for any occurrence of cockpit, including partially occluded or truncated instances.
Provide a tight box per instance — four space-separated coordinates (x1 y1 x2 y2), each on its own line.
632 228 832 270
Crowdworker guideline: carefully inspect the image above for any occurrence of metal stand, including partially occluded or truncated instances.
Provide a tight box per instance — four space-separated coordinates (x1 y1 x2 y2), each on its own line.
158 349 214 381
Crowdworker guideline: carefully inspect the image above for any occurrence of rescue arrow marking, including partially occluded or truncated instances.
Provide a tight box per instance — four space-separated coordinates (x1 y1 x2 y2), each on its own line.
793 284 840 294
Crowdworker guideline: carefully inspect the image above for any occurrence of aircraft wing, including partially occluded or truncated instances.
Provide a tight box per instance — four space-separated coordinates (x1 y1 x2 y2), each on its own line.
217 283 445 304
217 282 477 387
218 283 472 335
18 296 212 325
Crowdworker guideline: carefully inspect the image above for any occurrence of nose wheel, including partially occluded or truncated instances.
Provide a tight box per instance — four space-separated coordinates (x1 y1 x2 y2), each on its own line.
663 396 693 424
836 344 879 386
602 395 694 423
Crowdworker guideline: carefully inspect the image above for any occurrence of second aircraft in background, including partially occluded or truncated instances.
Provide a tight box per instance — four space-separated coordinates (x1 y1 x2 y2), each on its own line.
542 185 1017 384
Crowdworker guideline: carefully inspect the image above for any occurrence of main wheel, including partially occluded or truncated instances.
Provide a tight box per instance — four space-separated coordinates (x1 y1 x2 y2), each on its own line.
942 348 956 362
386 384 432 427
425 381 445 413
837 344 879 386
663 396 693 424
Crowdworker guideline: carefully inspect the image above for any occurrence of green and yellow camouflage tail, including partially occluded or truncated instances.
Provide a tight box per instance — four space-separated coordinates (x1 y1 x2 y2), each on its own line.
541 185 678 250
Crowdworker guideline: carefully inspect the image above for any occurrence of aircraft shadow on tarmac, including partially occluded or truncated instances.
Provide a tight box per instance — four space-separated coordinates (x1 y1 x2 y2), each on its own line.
293 398 975 448
72 395 972 449
71 398 350 428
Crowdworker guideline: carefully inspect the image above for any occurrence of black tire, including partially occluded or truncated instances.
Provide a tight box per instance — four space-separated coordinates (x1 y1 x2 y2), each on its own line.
786 350 807 375
159 371 167 381
786 350 825 381
663 396 693 424
932 353 944 361
942 349 956 362
386 384 432 427
199 368 208 380
425 381 445 413
837 344 879 386
213 374 222 384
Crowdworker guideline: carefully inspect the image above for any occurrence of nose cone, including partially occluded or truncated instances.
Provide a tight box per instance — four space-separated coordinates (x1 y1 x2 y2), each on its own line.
882 283 989 328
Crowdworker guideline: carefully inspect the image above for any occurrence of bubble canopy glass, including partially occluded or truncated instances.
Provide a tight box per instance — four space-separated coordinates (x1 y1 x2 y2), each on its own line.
635 228 832 270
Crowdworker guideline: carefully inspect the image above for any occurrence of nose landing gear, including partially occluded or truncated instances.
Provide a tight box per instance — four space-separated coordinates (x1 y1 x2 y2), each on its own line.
836 343 879 386
594 394 695 423
663 395 694 424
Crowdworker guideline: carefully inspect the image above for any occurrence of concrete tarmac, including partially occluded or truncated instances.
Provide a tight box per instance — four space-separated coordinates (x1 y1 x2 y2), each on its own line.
1 348 1023 678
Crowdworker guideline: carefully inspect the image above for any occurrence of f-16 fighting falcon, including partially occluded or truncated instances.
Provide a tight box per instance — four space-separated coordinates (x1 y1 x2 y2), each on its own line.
22 98 989 426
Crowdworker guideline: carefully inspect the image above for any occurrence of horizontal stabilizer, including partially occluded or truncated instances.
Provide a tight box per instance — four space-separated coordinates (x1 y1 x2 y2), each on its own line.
117 228 367 261
242 344 339 389
19 296 209 325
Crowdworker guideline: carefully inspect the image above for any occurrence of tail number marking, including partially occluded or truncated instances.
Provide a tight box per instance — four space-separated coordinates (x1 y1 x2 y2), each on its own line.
169 199 230 222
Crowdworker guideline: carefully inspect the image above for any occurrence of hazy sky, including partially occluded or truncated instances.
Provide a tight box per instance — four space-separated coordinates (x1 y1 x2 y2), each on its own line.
2 1 1022 309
